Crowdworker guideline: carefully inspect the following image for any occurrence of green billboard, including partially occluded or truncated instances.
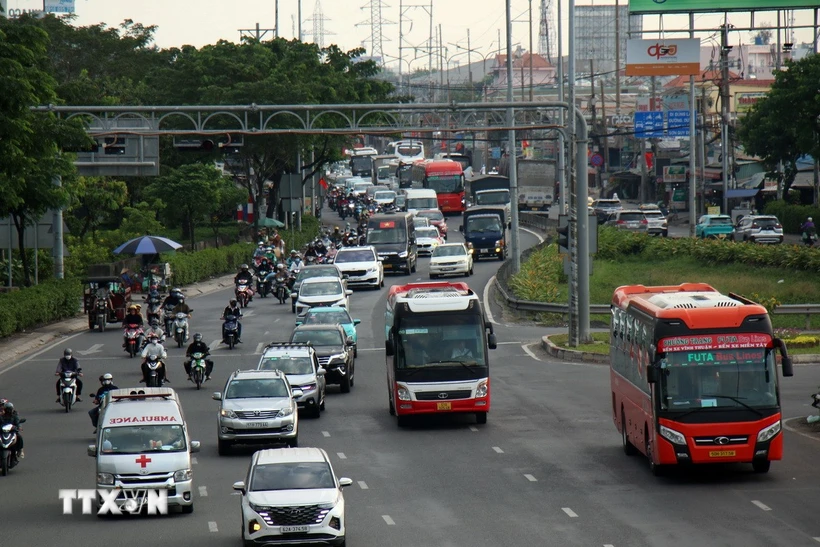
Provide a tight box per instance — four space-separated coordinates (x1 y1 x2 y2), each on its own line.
629 0 819 14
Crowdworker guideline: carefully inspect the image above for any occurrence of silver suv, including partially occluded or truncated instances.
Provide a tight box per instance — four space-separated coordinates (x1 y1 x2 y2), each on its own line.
733 215 783 244
641 209 668 237
213 370 302 455
257 343 326 418
604 210 648 233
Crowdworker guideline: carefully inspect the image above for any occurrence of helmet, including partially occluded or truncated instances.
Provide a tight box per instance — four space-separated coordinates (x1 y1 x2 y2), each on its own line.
240 264 249 271
64 348 72 358
128 304 138 312
150 319 159 327
101 373 113 385
277 263 285 270
809 217 813 222
3 402 12 412
230 298 238 306
193 333 202 342
258 242 264 247
290 250 298 255
172 287 182 295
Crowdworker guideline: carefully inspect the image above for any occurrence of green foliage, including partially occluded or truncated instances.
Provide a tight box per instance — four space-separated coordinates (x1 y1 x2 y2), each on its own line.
509 244 562 302
64 236 119 279
67 176 129 240
786 335 820 348
0 279 82 338
117 201 165 239
762 200 820 234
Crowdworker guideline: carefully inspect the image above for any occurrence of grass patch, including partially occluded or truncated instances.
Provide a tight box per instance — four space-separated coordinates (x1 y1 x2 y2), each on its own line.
549 332 610 354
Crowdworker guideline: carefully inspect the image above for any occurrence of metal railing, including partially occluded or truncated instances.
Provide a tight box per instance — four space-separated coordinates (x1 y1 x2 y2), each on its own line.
518 212 551 232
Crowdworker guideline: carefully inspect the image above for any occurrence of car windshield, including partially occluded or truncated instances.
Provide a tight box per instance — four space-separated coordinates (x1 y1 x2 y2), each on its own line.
754 218 778 227
226 379 289 399
476 190 510 205
259 356 314 375
417 210 443 221
375 191 396 201
396 314 486 368
296 268 338 282
416 228 439 239
643 211 664 218
250 462 335 491
335 250 376 263
291 329 344 346
709 217 733 225
299 281 342 297
367 228 405 244
353 183 372 192
304 310 353 325
350 157 370 170
618 213 644 222
466 217 502 232
377 166 391 179
100 425 186 455
407 197 439 209
595 200 620 208
433 245 466 257
397 144 422 156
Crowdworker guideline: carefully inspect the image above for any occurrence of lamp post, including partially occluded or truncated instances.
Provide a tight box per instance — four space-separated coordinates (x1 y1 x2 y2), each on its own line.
505 0 521 274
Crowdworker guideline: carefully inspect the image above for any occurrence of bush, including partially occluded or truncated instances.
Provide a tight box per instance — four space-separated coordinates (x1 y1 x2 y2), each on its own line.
786 335 820 348
763 201 820 235
0 279 82 338
509 244 563 302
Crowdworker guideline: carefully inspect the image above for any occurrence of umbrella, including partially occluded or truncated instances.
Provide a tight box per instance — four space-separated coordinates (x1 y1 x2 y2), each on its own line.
260 217 285 228
113 235 183 255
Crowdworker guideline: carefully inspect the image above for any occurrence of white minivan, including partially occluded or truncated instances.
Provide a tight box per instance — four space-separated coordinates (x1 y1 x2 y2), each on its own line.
88 388 200 514
403 188 438 215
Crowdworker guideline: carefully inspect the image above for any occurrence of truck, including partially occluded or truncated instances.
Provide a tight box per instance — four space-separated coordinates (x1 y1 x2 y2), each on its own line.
460 206 507 261
516 159 556 212
467 176 511 225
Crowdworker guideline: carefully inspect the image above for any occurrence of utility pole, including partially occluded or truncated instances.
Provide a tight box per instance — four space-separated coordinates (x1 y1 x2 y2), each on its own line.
557 0 566 213
467 28 474 101
53 174 64 279
439 24 444 101
505 0 521 275
590 60 598 189
775 10 784 201
275 0 279 37
688 12 697 234
398 0 403 93
298 0 303 41
428 0 433 90
529 0 534 102
720 22 731 213
615 0 621 114
600 78 609 178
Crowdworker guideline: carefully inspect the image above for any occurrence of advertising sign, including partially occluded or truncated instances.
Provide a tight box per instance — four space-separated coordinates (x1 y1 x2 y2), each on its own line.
735 92 768 113
45 0 75 13
626 39 700 77
629 0 818 14
664 166 687 183
659 333 771 352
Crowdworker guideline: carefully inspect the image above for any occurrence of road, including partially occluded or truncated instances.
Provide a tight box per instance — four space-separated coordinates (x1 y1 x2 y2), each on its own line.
3 216 820 546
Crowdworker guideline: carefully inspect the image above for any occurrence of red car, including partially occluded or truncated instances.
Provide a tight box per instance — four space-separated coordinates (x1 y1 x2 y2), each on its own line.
417 209 448 240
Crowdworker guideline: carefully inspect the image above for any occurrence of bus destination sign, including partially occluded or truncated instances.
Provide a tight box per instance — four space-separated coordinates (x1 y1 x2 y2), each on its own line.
660 333 770 351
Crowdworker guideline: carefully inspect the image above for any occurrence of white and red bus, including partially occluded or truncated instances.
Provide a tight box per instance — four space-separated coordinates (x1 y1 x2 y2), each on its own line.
611 283 794 475
384 281 497 426
410 159 465 214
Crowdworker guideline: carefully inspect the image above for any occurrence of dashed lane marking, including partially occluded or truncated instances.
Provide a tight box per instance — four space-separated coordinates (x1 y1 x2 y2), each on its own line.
0 330 85 376
520 226 545 244
524 474 537 482
604 544 615 547
322 431 331 437
264 331 270 336
469 426 478 432
255 342 265 354
191 457 198 465
483 276 499 325
382 515 395 525
358 348 382 352
198 486 208 497
208 522 218 532
208 339 221 350
562 507 578 518
492 446 504 453
751 500 772 511
337 452 347 460
358 481 369 490
522 343 541 361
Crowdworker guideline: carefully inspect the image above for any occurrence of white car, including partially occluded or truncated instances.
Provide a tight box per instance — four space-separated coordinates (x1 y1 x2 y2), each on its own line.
351 181 373 197
414 226 444 256
295 276 352 316
429 243 473 278
373 190 397 207
332 246 384 290
233 447 352 546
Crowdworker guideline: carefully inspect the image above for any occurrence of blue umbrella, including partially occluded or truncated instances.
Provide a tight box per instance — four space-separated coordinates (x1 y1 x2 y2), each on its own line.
113 235 183 255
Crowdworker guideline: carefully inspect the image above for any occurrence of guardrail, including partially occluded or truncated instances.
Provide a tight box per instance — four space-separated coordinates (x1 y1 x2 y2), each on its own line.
518 212 551 232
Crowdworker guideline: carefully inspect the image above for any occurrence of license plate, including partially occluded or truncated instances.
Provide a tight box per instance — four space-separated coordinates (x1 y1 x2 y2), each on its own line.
246 422 269 428
281 526 309 533
480 248 490 253
441 267 454 271
436 402 452 410
709 450 735 458
531 207 538 211
383 264 392 269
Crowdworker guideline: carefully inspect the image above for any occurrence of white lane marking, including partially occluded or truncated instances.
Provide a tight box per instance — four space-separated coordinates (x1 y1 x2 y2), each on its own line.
322 431 331 437
242 310 255 317
604 544 615 547
231 492 241 496
751 500 772 511
483 276 500 325
562 507 578 518
812 538 820 543
522 343 541 361
77 343 104 355
358 481 369 490
191 457 198 465
783 416 820 443
273 318 280 323
208 339 221 350
337 452 347 460
492 446 504 453
382 515 395 525
255 342 265 354
264 331 270 336
0 330 85 376
524 474 537 482
198 486 208 497
496 341 519 345
208 521 218 532
358 348 382 352
469 426 478 432
520 226 545 244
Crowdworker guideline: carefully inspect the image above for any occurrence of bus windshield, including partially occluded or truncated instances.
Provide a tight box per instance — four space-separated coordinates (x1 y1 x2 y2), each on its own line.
351 156 371 171
659 348 778 411
395 314 486 369
426 175 463 194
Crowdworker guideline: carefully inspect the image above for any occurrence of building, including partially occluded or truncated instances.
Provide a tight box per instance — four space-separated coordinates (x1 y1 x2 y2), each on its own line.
575 4 642 75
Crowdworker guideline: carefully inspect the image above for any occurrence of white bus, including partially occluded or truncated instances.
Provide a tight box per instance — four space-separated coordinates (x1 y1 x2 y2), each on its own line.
386 140 425 164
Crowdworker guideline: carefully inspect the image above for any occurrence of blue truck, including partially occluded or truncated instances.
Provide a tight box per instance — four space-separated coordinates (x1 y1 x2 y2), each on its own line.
459 206 507 261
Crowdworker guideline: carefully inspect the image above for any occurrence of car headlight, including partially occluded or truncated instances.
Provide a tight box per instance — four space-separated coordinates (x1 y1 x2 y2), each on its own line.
329 353 347 362
495 240 502 247
396 382 411 401
659 425 686 445
220 408 238 419
174 468 193 482
475 380 488 398
97 472 114 485
276 406 294 418
299 383 317 392
249 502 267 513
366 267 376 273
398 251 408 258
318 493 342 509
757 421 781 443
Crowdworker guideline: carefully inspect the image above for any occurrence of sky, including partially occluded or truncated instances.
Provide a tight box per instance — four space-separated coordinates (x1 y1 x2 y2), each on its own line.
4 0 817 69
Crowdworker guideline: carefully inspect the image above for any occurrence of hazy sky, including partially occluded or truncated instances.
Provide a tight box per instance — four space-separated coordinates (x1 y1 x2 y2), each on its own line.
6 0 817 68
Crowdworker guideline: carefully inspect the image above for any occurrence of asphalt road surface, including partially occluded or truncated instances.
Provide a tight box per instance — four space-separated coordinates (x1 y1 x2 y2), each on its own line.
3 218 820 547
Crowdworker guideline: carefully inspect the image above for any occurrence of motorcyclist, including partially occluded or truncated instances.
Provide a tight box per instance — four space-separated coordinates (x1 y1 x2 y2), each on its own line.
288 251 304 272
305 242 319 260
123 304 143 329
234 264 255 301
162 287 184 310
253 242 267 259
184 333 214 381
272 263 291 297
55 348 83 403
331 226 343 245
0 402 23 466
257 258 273 294
171 297 192 343
89 373 118 433
221 299 243 343
801 217 816 244
143 318 166 347
140 334 169 384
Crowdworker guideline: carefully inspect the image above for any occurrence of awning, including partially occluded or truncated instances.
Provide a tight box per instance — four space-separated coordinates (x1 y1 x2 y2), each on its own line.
726 189 759 199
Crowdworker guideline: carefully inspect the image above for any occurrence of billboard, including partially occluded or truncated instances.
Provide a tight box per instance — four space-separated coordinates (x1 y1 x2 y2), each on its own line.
629 0 818 14
45 0 74 13
735 92 768 113
626 39 700 77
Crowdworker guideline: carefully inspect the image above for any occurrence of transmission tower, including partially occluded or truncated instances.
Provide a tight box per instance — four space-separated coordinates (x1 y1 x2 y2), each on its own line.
357 0 395 65
303 0 334 48
538 0 557 63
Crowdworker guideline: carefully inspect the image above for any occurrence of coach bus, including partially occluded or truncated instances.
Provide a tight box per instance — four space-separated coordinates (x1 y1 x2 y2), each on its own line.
611 283 793 475
410 159 465 213
384 281 497 427
386 140 425 164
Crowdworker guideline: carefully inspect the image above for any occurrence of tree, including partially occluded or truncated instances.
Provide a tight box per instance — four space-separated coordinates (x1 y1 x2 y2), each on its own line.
67 177 129 240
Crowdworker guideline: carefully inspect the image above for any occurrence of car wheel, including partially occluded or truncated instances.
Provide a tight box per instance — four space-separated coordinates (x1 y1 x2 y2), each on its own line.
411 260 416 273
622 409 636 456
217 439 232 456
349 361 354 386
752 459 771 473
388 392 395 415
287 436 298 448
312 403 321 419
380 277 384 288
181 504 194 514
397 415 410 427
354 345 358 358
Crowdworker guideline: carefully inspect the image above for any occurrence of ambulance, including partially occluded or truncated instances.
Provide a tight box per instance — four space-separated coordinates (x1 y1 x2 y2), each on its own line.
87 388 200 514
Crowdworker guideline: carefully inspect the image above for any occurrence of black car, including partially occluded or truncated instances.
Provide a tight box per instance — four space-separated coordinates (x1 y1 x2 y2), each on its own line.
289 324 355 393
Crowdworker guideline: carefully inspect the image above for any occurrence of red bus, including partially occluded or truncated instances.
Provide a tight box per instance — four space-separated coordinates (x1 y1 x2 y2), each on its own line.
610 283 793 475
410 159 465 214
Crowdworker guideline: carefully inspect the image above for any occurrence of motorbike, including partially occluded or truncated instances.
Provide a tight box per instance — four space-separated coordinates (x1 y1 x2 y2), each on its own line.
145 355 164 387
173 312 190 348
146 302 163 325
274 278 289 304
163 304 176 335
123 326 144 358
93 299 107 332
256 275 271 298
223 315 240 349
0 418 24 476
803 232 818 247
236 283 251 308
59 370 81 413
190 352 208 390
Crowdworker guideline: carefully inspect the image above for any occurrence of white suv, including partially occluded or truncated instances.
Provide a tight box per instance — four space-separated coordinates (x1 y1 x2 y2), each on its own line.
294 276 352 316
332 246 384 290
233 447 352 547
257 343 326 418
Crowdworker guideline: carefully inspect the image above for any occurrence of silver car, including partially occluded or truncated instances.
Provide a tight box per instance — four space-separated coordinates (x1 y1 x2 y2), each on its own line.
257 343 326 418
733 215 784 244
604 210 648 233
642 210 668 237
213 370 302 455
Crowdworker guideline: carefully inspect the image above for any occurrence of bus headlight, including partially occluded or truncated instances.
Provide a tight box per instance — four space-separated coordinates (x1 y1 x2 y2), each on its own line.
659 425 686 446
757 421 781 443
396 383 411 401
475 380 488 398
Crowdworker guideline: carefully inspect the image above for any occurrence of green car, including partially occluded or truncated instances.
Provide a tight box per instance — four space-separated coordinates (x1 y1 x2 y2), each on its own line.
295 306 361 357
695 214 735 239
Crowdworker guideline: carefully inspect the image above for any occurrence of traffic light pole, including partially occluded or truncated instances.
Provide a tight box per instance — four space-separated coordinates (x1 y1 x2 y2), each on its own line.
574 106 591 344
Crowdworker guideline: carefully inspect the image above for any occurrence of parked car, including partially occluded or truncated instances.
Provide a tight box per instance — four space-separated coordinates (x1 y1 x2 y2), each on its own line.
294 276 352 316
416 208 448 239
257 343 326 418
415 226 444 256
429 242 474 278
290 324 355 393
604 210 648 233
332 246 384 290
641 209 668 237
696 214 735 239
295 306 361 357
732 215 783 244
592 198 622 224
233 447 352 546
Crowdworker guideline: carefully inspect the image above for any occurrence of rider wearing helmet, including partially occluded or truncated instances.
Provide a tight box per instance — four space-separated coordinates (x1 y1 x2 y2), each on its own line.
171 296 192 343
287 251 303 271
144 318 166 345
253 242 266 258
123 304 143 328
89 374 119 432
161 287 184 309
221 299 243 342
184 333 214 380
234 264 254 286
140 334 169 385
55 348 83 403
0 402 23 466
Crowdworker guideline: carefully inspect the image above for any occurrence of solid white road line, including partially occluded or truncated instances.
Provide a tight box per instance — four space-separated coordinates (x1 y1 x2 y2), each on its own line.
242 310 255 317
604 544 616 546
322 431 331 437
812 537 820 543
358 348 382 352
562 507 579 518
337 452 347 460
521 343 541 361
751 500 772 511
524 474 537 482
492 446 504 453
0 330 85 376
358 481 369 490
382 515 395 525
520 226 545 244
483 276 500 325
469 426 478 432
198 486 208 497
255 342 265 354
208 522 218 532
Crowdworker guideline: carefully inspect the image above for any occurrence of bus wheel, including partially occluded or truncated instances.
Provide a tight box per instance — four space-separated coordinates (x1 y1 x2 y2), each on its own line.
475 412 487 425
645 427 663 476
397 415 410 428
622 410 636 456
752 460 771 473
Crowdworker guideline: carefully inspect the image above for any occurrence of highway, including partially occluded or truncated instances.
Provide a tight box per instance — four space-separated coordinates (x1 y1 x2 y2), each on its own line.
3 219 820 547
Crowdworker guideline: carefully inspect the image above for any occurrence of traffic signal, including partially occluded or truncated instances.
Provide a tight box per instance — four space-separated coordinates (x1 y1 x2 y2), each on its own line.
103 136 126 155
557 224 569 253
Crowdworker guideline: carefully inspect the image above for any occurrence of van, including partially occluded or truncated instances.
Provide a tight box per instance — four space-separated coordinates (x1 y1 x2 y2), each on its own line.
366 212 418 275
87 388 200 514
403 188 438 214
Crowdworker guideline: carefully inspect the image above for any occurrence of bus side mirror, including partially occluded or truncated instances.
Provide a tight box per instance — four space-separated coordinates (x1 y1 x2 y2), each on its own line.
488 333 497 350
459 225 464 232
646 365 657 384
385 338 395 356
774 338 794 377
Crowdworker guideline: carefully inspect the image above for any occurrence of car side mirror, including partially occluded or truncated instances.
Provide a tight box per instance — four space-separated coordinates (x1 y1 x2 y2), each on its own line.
292 389 304 398
232 481 246 494
339 477 353 488
190 441 201 453
488 333 497 350
774 338 794 377
353 319 361 325
212 392 222 401
87 444 97 457
346 290 353 296
317 367 326 376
